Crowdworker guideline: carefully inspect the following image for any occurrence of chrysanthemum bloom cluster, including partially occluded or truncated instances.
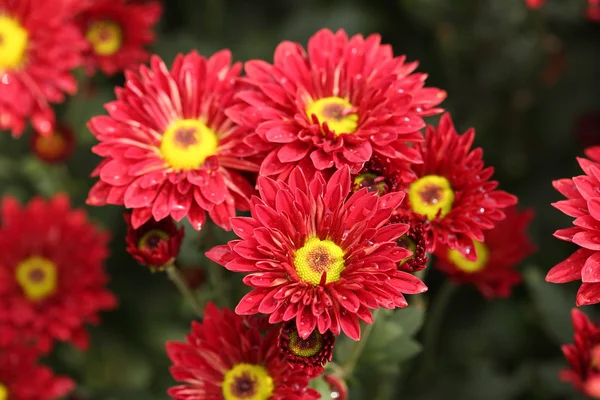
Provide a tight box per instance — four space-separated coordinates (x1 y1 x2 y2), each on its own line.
77 0 162 75
0 345 75 400
548 147 600 306
87 51 259 231
435 206 535 299
0 0 86 137
561 309 600 398
207 167 427 341
167 303 320 400
229 28 446 180
124 213 184 270
0 195 117 353
0 0 162 138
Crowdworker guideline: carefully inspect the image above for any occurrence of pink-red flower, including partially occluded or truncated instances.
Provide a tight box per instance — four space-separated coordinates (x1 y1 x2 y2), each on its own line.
395 113 517 261
561 309 600 398
166 303 320 400
86 51 260 231
228 28 446 180
0 345 75 400
206 167 427 341
0 0 86 137
124 213 184 270
0 194 117 353
435 206 535 299
547 147 600 306
29 123 76 164
77 0 162 76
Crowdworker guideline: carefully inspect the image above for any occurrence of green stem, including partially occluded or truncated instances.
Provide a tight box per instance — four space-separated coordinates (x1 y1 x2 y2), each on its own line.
166 265 204 318
417 280 458 383
341 308 381 378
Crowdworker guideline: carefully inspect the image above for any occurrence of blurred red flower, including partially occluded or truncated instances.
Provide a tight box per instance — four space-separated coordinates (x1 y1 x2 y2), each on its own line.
29 124 76 164
77 0 162 76
561 309 600 398
166 303 320 400
228 28 446 180
0 0 86 137
435 206 536 299
86 51 260 231
0 345 74 400
206 167 427 341
0 195 117 353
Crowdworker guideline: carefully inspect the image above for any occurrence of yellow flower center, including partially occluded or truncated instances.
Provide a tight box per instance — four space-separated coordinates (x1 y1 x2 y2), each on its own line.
447 241 489 273
0 383 7 400
0 15 28 71
408 175 455 220
294 237 345 285
86 20 123 56
397 235 417 265
33 131 67 160
138 229 169 250
160 119 219 170
305 96 358 136
222 363 274 400
15 256 58 301
288 329 324 358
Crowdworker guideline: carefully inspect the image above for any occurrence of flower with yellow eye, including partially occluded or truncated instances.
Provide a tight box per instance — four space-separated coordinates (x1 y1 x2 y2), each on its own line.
0 194 117 353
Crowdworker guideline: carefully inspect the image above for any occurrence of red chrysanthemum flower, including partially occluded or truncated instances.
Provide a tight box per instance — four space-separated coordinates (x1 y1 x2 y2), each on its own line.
278 321 334 379
77 0 161 76
29 124 76 164
547 147 600 306
124 213 183 270
0 345 75 400
0 0 86 137
394 113 517 261
561 309 600 398
228 28 446 180
435 206 535 299
0 194 117 353
86 51 259 231
206 167 427 340
166 303 320 400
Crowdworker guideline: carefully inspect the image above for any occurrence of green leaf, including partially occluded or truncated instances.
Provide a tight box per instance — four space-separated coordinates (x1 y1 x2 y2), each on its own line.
523 266 573 344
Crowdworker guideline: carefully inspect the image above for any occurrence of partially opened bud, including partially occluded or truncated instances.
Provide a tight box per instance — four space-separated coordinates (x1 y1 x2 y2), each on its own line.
124 214 184 271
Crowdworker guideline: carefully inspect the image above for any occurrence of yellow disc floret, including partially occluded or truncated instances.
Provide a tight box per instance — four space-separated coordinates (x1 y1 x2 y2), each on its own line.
0 383 7 400
160 119 219 170
15 256 58 301
0 15 28 70
447 241 489 273
288 330 324 358
294 237 345 285
408 175 455 220
306 96 358 135
222 363 274 400
86 20 123 56
138 229 169 250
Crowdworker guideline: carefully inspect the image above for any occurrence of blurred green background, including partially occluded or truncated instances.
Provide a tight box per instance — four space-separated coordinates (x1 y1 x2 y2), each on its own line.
1 0 599 399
